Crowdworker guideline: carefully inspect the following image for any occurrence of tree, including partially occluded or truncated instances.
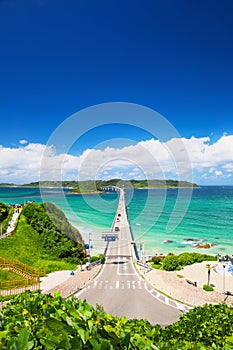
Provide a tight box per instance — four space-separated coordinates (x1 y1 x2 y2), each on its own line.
0 202 9 222
162 254 179 271
206 263 211 286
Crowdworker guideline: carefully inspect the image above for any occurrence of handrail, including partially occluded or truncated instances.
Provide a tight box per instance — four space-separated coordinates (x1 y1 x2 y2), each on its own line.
0 257 46 278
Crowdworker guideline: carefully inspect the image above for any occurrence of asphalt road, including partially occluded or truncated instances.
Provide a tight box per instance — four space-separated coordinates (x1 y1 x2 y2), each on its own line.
75 188 182 327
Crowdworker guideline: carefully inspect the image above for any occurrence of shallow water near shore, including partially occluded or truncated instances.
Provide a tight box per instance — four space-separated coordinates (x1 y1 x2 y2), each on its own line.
0 186 233 256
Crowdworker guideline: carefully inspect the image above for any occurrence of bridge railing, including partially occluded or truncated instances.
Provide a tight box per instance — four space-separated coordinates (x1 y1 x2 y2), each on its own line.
125 206 140 260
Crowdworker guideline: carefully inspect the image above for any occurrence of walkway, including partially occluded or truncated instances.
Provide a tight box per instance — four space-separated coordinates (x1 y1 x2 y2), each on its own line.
0 209 21 239
41 264 102 298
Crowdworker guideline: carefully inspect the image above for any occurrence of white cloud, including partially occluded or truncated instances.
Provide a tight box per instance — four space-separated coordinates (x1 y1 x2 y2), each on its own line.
222 163 233 173
215 170 223 176
19 139 28 145
0 134 232 184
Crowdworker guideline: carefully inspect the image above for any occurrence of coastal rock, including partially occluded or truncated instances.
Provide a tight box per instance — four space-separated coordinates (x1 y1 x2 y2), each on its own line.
194 242 216 249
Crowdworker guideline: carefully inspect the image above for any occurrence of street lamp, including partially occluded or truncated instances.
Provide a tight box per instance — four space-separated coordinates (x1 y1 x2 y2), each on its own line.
87 232 92 270
223 262 227 296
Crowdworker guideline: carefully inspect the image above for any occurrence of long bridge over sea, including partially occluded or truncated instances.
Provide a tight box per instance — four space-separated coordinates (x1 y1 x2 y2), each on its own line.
76 185 188 326
101 185 139 260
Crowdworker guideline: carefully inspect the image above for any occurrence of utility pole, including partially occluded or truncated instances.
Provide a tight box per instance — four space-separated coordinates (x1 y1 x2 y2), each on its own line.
87 232 92 270
223 263 226 296
142 241 145 275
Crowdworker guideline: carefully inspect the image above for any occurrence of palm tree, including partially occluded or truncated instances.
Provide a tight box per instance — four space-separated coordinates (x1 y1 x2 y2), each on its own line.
206 263 211 285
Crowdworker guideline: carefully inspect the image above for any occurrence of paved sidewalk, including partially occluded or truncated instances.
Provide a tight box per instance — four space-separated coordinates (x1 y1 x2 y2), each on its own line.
41 264 102 298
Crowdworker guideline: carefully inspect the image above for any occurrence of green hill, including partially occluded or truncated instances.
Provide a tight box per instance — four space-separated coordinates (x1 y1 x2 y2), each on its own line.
0 202 85 273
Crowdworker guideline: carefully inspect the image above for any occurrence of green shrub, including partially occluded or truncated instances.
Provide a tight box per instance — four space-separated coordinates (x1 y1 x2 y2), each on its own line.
178 252 216 267
203 284 214 291
163 303 233 348
162 254 179 271
0 202 10 222
151 256 162 264
84 253 105 264
160 252 217 272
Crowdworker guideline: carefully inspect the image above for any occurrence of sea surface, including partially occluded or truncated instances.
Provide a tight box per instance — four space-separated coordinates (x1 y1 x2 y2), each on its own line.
0 186 233 257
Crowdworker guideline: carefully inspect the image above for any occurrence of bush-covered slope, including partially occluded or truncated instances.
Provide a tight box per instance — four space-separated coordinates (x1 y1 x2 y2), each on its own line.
0 202 9 222
0 203 86 273
22 203 85 262
0 291 233 349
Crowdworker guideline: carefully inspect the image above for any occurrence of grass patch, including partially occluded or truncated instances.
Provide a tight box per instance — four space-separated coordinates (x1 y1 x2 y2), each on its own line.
203 284 214 292
0 269 26 282
151 263 162 269
177 274 183 278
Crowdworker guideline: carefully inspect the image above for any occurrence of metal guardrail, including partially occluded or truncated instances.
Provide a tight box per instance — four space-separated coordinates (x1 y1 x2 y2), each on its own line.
136 260 153 271
88 259 102 269
125 206 140 260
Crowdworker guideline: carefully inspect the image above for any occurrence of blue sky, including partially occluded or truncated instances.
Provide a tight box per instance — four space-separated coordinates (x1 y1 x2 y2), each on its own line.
0 0 233 185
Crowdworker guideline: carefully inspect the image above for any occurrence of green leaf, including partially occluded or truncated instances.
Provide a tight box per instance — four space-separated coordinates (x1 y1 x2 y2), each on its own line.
122 333 130 348
70 337 82 349
16 328 30 350
77 328 86 344
100 339 112 350
89 337 101 349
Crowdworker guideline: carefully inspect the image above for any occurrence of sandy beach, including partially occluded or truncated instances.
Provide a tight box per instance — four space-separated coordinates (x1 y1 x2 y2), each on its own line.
138 260 233 307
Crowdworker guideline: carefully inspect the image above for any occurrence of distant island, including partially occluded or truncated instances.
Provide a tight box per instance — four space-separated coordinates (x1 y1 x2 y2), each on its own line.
0 179 199 193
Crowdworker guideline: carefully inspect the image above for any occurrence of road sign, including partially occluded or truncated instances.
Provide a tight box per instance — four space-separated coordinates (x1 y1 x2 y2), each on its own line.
105 236 116 242
84 244 93 250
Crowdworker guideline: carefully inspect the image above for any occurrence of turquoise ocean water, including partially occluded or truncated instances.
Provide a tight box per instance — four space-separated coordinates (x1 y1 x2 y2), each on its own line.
0 186 232 257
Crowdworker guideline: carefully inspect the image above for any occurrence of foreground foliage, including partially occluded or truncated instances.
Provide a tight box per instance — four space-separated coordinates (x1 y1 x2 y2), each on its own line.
0 291 233 349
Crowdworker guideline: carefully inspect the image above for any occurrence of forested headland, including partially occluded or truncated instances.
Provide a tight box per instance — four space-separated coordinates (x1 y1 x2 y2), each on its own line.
0 179 199 193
